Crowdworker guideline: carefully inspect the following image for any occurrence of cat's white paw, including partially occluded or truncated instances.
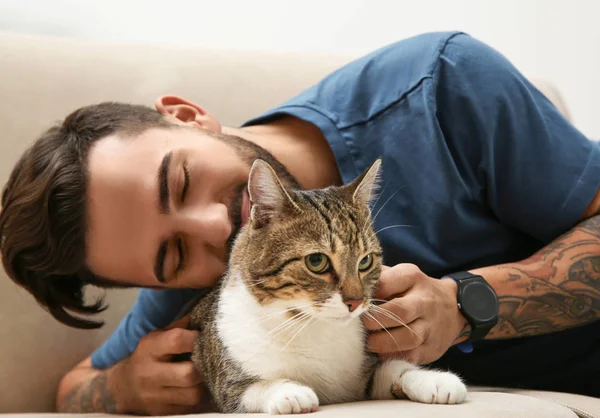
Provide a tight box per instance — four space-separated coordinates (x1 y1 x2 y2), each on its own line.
266 382 319 414
398 370 467 404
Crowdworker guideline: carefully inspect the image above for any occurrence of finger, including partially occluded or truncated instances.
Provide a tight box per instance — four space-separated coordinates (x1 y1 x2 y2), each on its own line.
165 313 191 330
373 263 422 300
363 297 420 331
164 385 209 407
148 328 200 359
367 319 427 354
377 351 409 362
157 361 204 387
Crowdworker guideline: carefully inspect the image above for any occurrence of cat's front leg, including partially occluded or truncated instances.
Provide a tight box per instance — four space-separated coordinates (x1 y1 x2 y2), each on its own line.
371 359 467 404
241 378 319 415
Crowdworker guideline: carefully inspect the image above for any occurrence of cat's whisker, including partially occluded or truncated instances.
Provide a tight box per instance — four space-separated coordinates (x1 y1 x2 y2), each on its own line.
245 278 272 288
363 185 407 235
363 311 402 352
365 224 415 242
267 310 310 338
364 179 390 227
268 316 312 349
369 305 422 342
267 309 317 342
369 305 408 326
255 302 316 324
371 224 416 237
281 315 315 351
370 298 418 314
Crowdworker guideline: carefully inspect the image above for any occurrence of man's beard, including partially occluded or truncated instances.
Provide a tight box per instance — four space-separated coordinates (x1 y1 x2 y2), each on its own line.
213 131 300 256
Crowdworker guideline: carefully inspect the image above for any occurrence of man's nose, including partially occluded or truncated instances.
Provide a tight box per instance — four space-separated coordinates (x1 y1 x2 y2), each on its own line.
177 203 232 246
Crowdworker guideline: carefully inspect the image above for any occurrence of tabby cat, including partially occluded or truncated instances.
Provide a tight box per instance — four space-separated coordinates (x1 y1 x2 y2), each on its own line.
190 158 467 414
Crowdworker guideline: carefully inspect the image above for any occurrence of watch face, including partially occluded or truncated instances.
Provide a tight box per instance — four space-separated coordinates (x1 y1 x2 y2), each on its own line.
462 281 498 322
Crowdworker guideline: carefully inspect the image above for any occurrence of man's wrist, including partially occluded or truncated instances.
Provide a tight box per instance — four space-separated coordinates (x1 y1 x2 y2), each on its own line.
109 359 137 414
439 277 471 345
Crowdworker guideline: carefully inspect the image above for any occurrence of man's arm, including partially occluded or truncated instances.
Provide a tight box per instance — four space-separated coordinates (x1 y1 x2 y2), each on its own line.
57 357 119 413
473 195 600 339
366 194 600 364
56 316 207 415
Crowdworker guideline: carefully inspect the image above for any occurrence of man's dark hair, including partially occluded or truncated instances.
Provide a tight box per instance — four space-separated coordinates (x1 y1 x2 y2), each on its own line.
0 102 173 329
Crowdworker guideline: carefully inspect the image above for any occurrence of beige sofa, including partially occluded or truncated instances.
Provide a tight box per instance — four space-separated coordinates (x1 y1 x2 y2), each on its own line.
0 31 598 418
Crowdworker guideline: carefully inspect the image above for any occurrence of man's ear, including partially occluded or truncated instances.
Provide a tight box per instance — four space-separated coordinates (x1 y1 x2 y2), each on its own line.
154 95 222 132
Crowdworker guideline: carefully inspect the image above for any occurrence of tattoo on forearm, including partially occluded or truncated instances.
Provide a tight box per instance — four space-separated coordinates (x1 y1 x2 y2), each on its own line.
488 214 600 339
453 323 471 344
58 372 117 413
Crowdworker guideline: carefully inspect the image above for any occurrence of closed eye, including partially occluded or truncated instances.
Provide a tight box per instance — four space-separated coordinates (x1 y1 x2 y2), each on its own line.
175 238 186 274
181 162 190 203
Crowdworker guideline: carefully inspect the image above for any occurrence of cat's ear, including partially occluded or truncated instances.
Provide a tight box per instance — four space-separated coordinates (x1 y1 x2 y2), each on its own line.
347 158 382 207
248 159 299 228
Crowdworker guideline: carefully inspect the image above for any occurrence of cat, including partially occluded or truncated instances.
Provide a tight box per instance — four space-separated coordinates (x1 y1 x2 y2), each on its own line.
190 158 467 414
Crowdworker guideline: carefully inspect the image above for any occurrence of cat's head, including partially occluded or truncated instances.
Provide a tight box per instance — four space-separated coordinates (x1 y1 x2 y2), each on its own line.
230 158 383 322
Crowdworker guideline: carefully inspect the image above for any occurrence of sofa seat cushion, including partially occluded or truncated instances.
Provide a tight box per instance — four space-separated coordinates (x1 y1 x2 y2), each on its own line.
1 391 580 418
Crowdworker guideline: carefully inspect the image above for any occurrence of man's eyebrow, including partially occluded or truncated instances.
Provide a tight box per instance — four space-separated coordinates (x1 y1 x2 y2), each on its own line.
154 239 168 283
158 151 173 215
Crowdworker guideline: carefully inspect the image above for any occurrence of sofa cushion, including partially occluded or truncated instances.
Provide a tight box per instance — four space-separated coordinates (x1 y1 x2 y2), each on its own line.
501 389 599 418
0 392 580 417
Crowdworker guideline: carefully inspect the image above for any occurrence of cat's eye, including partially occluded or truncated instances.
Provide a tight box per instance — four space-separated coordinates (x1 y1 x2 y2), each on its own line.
358 254 373 271
305 253 330 274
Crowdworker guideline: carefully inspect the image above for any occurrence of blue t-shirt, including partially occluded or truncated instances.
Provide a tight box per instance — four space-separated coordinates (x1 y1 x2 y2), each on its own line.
91 31 600 369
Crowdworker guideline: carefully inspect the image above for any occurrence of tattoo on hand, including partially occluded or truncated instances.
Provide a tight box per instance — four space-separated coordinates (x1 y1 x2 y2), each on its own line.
59 372 117 413
488 214 600 339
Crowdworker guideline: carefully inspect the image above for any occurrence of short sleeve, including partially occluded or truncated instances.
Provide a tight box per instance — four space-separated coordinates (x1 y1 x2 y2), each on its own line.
90 288 200 370
435 33 600 243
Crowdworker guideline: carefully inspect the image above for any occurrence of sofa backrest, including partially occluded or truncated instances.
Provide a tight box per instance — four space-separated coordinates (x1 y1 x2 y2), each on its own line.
0 31 347 413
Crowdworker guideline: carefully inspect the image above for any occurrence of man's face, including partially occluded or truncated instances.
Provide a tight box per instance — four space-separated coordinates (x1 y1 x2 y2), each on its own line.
86 126 253 289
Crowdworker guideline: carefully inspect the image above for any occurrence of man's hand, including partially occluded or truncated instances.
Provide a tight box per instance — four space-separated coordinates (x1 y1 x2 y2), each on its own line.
363 264 469 365
57 315 212 415
113 314 211 415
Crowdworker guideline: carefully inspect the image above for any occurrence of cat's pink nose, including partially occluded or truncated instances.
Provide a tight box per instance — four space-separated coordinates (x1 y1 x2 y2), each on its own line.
345 299 363 312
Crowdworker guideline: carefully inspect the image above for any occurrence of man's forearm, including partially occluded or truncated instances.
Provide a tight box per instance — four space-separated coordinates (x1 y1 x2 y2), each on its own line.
58 370 118 413
56 358 126 414
471 214 600 339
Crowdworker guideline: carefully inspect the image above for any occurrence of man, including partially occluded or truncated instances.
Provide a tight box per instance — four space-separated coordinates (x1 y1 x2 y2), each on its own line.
2 30 600 415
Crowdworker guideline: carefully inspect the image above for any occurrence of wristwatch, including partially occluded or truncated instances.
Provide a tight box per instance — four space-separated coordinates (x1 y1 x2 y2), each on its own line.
443 271 499 353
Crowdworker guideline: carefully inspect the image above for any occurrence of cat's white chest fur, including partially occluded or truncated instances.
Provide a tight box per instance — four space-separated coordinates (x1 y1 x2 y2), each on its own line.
217 277 370 404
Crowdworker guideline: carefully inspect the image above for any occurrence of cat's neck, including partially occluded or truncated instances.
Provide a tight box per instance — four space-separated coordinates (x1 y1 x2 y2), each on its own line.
222 271 310 330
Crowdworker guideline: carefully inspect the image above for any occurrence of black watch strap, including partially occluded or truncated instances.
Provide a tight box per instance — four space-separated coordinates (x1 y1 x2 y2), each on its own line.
445 271 499 352
449 270 477 281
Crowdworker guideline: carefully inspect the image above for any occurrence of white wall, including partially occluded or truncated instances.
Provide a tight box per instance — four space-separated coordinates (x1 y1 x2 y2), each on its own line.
1 0 599 138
